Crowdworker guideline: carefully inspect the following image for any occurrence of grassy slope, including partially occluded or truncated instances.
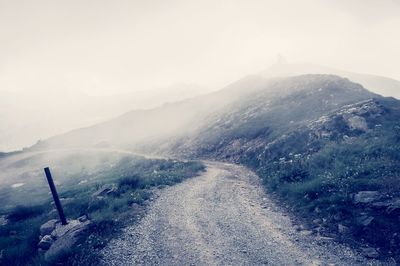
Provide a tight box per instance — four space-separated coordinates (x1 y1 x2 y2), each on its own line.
238 97 400 258
167 76 400 259
0 152 205 265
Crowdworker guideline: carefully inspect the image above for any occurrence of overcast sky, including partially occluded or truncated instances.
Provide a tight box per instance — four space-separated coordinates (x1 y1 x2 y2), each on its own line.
1 0 399 95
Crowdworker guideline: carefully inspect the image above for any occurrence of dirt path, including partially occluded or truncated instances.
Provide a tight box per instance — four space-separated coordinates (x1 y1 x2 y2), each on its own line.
101 161 383 266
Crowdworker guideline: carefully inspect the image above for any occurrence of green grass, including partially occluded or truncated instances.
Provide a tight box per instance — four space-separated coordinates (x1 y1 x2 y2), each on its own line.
0 155 205 265
230 98 400 258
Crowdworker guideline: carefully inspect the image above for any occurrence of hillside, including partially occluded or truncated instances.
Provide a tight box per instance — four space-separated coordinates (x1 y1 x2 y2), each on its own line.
25 74 400 260
0 149 205 264
0 83 209 152
161 75 400 259
29 75 275 151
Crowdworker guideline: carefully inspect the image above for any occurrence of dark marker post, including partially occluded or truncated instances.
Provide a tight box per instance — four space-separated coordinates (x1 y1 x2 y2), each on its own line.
44 167 68 225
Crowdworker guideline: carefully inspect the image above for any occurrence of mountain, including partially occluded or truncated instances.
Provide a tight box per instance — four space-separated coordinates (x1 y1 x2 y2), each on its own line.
262 62 400 99
0 83 209 152
26 74 400 258
163 75 379 157
30 75 275 151
160 75 400 259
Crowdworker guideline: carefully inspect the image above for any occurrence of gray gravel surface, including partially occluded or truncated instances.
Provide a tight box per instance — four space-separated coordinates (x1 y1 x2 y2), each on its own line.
101 161 390 266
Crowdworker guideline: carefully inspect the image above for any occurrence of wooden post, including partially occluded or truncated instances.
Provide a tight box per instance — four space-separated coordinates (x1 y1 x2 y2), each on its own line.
44 167 68 225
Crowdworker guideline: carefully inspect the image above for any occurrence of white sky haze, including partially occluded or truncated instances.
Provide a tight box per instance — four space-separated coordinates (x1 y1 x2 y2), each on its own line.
1 0 399 95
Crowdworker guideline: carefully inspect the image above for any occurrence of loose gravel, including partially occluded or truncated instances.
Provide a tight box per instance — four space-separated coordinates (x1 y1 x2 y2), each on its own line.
101 161 390 266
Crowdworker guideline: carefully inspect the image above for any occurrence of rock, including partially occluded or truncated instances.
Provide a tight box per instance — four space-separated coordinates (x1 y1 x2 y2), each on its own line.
346 115 368 131
78 215 88 222
316 236 334 242
40 219 58 236
92 183 118 198
131 203 145 213
37 235 53 250
338 224 349 234
0 215 7 226
300 230 313 236
354 191 381 204
333 213 342 221
386 199 400 214
312 218 322 224
357 215 374 226
293 225 301 231
44 219 91 262
362 247 379 259
51 219 89 239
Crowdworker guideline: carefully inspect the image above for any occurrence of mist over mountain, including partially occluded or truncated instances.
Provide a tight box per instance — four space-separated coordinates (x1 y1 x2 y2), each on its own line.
3 70 400 263
5 62 399 154
0 83 209 152
29 73 381 153
2 1 400 264
25 73 400 259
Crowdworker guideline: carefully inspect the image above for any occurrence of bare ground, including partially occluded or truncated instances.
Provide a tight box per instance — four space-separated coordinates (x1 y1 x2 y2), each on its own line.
100 161 388 266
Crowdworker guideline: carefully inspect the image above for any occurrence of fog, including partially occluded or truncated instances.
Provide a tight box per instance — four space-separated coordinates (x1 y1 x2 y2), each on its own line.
1 0 400 151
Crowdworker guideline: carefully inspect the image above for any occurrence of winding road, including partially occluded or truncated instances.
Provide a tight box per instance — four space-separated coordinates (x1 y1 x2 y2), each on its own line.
101 161 382 265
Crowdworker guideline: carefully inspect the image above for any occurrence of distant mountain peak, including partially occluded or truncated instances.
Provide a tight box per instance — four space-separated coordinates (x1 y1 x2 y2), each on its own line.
261 63 400 99
276 54 288 65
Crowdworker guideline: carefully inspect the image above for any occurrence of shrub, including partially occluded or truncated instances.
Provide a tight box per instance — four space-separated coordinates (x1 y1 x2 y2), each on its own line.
7 205 45 222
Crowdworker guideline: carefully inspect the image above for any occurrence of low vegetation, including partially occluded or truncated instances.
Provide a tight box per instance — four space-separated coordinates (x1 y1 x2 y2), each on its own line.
239 97 400 259
0 153 205 265
171 76 400 261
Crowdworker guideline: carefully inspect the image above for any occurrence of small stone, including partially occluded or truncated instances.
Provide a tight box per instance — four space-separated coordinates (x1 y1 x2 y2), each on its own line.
354 191 381 204
131 203 145 212
37 235 53 250
362 247 379 258
40 219 58 236
313 218 322 224
333 213 341 221
357 216 374 226
338 224 349 234
78 215 88 222
300 230 313 236
0 215 8 226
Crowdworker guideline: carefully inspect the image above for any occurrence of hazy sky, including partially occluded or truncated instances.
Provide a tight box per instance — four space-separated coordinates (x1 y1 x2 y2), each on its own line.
1 0 399 95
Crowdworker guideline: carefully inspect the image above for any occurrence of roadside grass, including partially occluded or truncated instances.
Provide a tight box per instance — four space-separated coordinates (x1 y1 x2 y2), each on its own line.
0 155 205 265
246 112 400 258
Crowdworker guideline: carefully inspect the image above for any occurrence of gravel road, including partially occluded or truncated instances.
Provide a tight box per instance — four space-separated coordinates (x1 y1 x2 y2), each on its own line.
101 161 387 266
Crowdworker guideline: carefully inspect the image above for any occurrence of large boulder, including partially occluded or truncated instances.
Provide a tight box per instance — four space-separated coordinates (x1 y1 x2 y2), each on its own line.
43 219 91 262
40 219 58 236
354 191 381 204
